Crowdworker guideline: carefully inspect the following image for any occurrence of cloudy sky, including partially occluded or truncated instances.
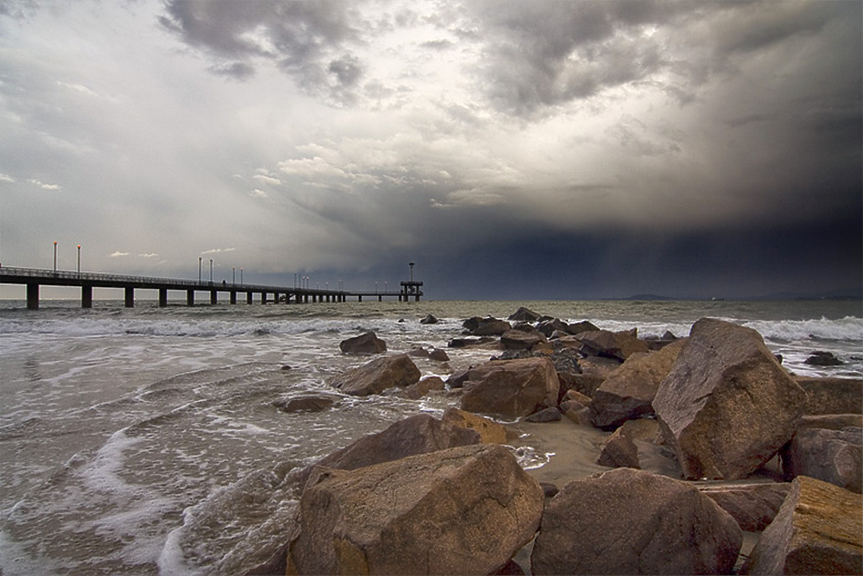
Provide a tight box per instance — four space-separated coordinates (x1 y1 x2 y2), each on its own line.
1 0 860 300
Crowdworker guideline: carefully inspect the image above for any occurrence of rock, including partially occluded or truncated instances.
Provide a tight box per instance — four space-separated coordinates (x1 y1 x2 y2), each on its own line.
339 331 387 355
329 354 421 396
531 468 742 575
287 444 544 575
597 425 640 469
539 482 559 498
562 388 592 405
428 347 450 362
447 336 498 348
795 376 863 415
508 306 542 322
618 417 664 444
441 407 507 444
698 483 792 531
524 407 562 423
536 318 569 337
290 413 480 487
567 320 600 335
401 376 446 399
589 339 686 430
274 395 337 413
781 426 862 493
742 476 862 575
577 329 621 358
501 329 547 351
446 369 470 388
653 318 807 480
561 402 592 426
408 346 430 358
463 316 512 336
461 358 560 419
805 350 844 366
419 314 438 324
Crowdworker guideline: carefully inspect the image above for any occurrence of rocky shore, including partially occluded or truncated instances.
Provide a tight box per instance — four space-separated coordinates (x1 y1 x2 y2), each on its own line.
247 308 862 575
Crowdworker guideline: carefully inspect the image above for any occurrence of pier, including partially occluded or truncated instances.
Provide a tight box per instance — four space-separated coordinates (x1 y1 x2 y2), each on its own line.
0 266 423 309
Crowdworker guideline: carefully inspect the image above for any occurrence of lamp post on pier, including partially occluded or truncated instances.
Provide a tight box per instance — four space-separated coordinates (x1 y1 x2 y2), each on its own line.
53 241 57 273
198 257 202 283
209 259 213 283
232 266 235 285
77 245 81 275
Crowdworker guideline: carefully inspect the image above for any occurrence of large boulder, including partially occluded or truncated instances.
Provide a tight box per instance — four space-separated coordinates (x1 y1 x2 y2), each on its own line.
653 318 807 480
461 358 560 419
531 468 742 575
578 329 650 361
781 426 862 493
329 354 421 396
287 444 544 575
742 476 862 575
589 339 686 430
698 483 792 531
290 413 480 487
339 331 387 354
795 376 863 415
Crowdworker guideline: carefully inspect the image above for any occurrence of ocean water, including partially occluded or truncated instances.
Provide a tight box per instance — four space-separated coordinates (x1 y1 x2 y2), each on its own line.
0 298 860 575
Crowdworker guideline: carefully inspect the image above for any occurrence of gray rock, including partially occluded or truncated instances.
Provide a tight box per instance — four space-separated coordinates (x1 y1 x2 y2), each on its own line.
419 314 438 324
287 444 544 575
781 426 862 493
653 318 807 480
795 376 863 415
501 329 547 351
273 395 337 413
507 306 542 322
698 483 792 531
329 354 421 396
531 468 742 575
463 316 512 336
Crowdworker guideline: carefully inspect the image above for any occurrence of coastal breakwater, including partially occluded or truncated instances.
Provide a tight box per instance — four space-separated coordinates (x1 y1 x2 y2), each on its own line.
226 310 862 575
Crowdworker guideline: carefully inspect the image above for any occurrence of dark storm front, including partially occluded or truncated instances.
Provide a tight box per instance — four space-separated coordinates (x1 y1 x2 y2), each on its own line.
0 299 860 574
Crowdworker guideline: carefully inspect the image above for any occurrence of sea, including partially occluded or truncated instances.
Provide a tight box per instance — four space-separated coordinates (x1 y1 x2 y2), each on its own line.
0 298 860 575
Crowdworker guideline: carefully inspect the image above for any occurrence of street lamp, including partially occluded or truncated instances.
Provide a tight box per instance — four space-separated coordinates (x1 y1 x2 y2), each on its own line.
53 241 57 273
209 259 213 283
232 266 236 284
199 257 202 283
240 268 244 285
77 245 81 275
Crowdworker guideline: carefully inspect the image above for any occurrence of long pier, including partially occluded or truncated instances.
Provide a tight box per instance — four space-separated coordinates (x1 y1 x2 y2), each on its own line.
0 266 422 309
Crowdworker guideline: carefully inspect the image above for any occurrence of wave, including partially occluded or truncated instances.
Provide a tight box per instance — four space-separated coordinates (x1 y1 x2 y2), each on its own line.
744 316 863 342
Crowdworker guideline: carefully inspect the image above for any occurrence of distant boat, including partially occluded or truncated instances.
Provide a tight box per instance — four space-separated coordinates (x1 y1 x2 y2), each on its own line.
711 297 726 301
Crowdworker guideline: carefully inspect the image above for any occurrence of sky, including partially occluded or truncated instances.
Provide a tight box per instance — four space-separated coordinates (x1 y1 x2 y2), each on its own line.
0 0 860 300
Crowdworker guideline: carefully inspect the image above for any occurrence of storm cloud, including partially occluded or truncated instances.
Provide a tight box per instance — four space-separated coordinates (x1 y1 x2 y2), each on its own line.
0 0 859 299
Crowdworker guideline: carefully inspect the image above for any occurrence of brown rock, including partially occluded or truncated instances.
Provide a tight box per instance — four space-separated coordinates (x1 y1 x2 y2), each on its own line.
428 347 450 362
464 316 512 336
501 329 547 351
461 358 560 419
329 354 421 396
653 318 807 480
795 376 863 415
536 318 569 337
531 468 742 575
597 425 640 469
290 413 480 487
743 476 862 575
441 407 507 444
508 306 542 322
699 483 792 531
401 375 446 399
339 331 387 355
799 414 863 430
781 426 862 493
567 320 600 335
287 444 544 575
524 406 563 423
589 339 686 430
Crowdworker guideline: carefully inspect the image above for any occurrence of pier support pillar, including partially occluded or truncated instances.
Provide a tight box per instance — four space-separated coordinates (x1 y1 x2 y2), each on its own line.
247 292 253 304
124 286 134 308
210 290 217 305
230 291 237 304
159 288 168 307
26 282 39 310
261 292 267 304
187 290 194 306
358 295 362 302
82 285 93 308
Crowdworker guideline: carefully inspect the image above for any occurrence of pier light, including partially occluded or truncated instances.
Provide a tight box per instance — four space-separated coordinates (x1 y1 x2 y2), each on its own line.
240 268 243 285
77 245 81 275
199 257 202 283
232 266 235 284
53 241 57 273
209 259 213 283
